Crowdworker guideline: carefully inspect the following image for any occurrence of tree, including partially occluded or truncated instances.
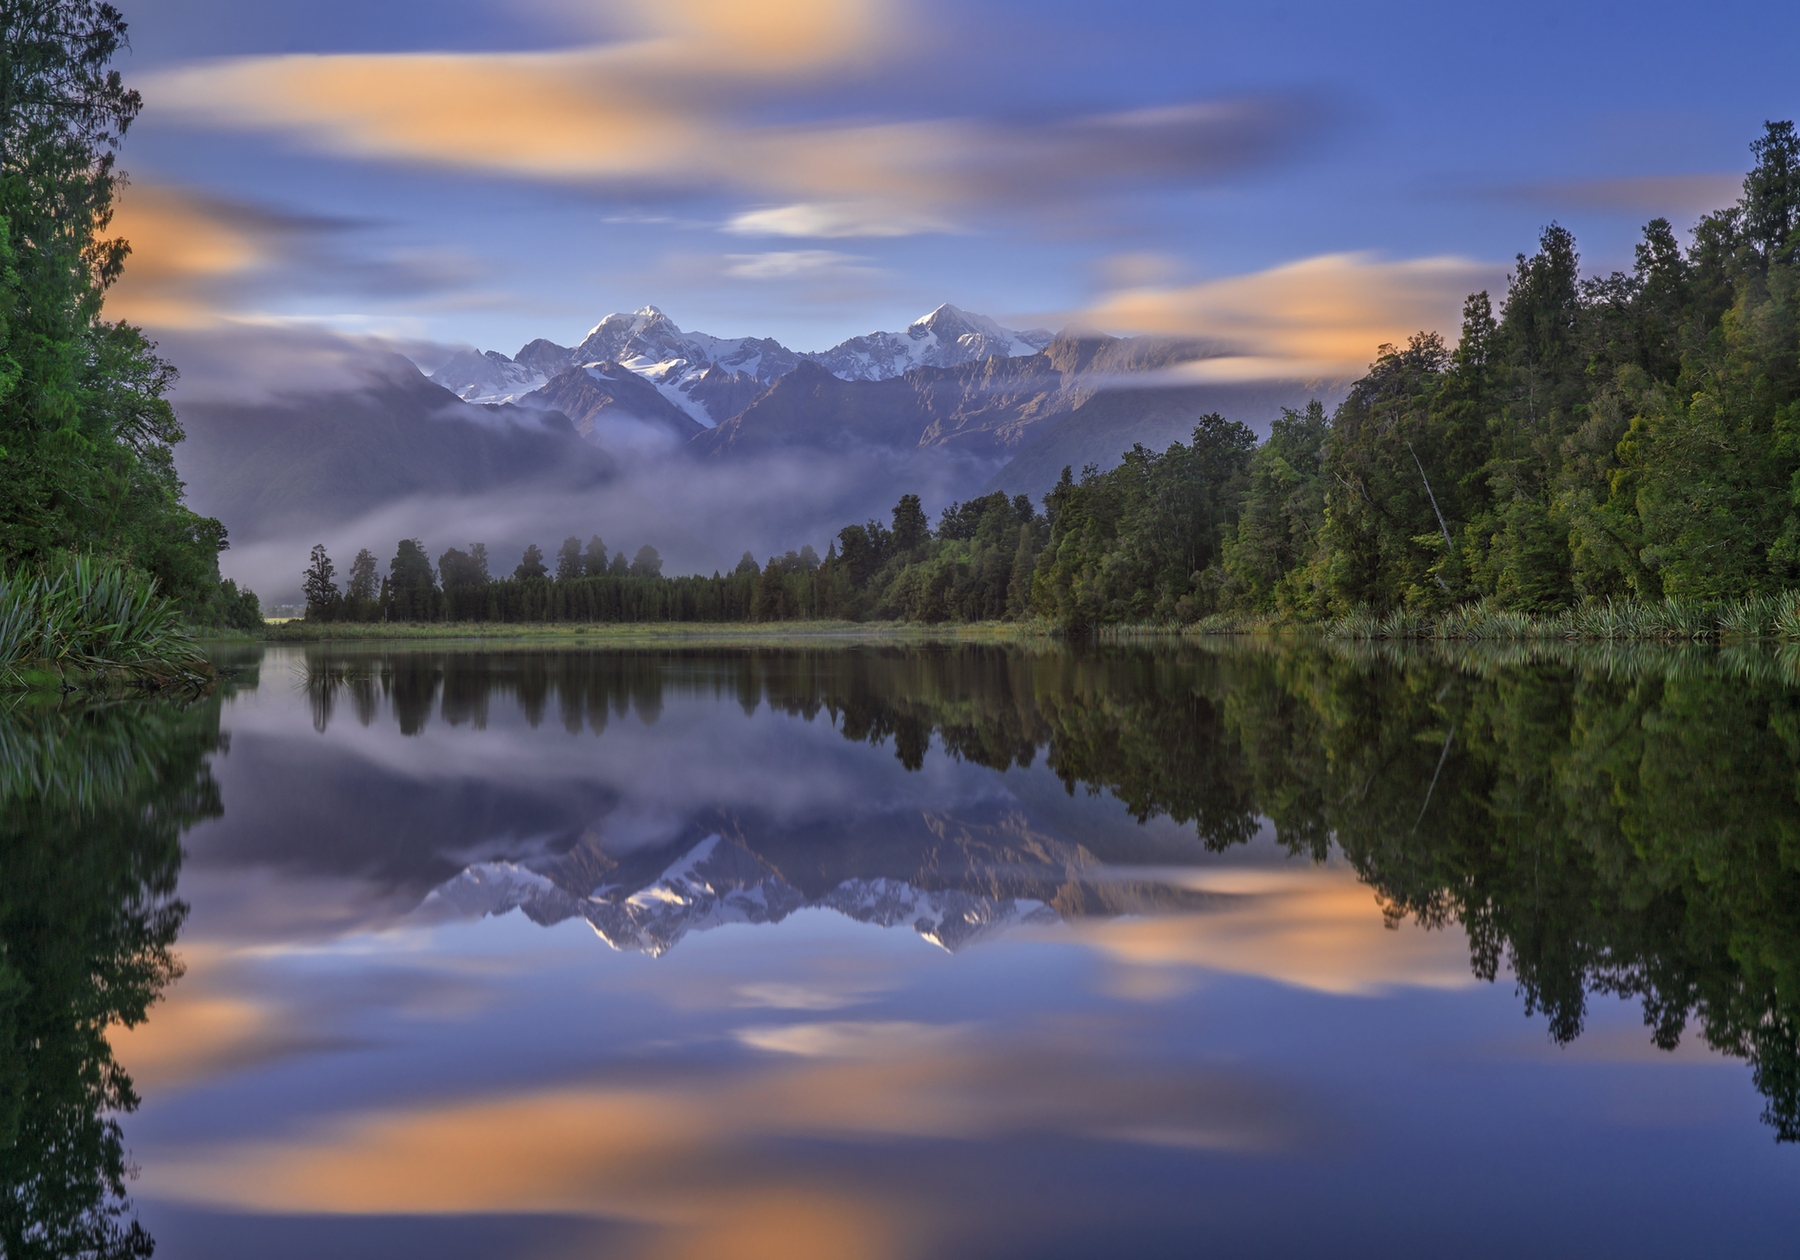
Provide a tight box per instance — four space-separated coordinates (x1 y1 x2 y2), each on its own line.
1744 120 1800 264
554 536 583 582
214 578 261 630
0 0 229 617
629 544 663 578
514 543 547 581
734 550 759 577
346 548 379 602
438 546 488 589
892 494 930 552
388 539 437 620
583 535 608 576
608 549 629 577
302 544 339 619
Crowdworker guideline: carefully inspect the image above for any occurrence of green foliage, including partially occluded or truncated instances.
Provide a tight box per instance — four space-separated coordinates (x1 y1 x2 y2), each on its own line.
0 1 232 625
0 553 206 686
1031 415 1255 631
553 536 583 582
387 538 436 621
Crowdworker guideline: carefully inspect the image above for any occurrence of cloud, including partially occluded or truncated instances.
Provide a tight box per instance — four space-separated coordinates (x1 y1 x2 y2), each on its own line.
143 1040 1309 1223
153 320 449 404
104 182 483 328
1083 251 1503 379
1066 862 1475 996
1476 172 1743 218
723 250 877 280
142 1 1320 234
210 436 993 599
725 201 954 239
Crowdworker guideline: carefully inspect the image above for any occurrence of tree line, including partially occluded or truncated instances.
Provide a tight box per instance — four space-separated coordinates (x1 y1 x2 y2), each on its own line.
301 121 1799 631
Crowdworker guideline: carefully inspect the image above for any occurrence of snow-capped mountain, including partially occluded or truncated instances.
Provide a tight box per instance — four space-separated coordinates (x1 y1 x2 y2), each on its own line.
426 303 1056 425
804 304 1053 382
420 832 1056 957
428 348 549 405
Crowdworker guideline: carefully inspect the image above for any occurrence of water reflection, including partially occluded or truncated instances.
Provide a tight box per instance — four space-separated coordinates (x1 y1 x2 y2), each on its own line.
17 641 1800 1258
0 695 222 1258
288 642 1800 1141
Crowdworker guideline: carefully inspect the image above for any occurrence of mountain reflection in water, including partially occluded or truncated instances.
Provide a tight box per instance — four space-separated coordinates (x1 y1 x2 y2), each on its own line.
9 641 1800 1258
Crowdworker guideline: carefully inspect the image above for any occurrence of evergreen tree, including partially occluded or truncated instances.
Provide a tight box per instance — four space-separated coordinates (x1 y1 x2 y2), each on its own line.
609 549 629 577
583 535 607 576
734 550 759 577
438 546 488 589
554 536 583 582
629 544 663 578
301 544 339 619
892 494 929 552
388 539 437 620
514 543 547 581
1744 120 1800 265
346 548 378 602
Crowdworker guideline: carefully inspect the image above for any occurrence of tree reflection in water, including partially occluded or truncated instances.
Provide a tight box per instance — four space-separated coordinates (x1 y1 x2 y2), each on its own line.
300 640 1800 1140
0 697 222 1258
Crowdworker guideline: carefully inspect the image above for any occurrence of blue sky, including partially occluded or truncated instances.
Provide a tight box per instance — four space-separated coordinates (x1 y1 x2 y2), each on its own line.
109 0 1798 369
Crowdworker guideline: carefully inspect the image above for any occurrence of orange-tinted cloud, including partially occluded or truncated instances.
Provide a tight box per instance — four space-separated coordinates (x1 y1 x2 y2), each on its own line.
103 185 271 326
1065 863 1475 996
143 1032 1309 1236
143 3 1315 234
1082 251 1503 379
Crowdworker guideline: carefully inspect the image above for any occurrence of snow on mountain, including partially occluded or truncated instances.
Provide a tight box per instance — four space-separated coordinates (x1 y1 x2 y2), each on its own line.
424 303 1055 424
805 304 1054 383
569 306 801 428
428 348 548 405
420 834 1058 956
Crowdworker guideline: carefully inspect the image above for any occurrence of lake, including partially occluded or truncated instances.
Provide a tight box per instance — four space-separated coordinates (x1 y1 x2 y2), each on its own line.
8 639 1800 1258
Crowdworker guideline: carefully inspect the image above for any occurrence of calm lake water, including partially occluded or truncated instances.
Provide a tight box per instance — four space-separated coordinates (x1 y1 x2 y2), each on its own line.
9 640 1800 1258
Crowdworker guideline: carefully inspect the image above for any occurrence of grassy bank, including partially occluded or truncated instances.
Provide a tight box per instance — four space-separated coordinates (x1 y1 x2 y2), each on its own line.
261 618 1060 646
1 557 212 692
253 592 1800 649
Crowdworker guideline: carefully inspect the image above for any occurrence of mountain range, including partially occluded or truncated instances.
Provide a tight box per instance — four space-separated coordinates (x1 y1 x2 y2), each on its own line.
422 302 1342 484
428 303 1055 425
176 301 1345 584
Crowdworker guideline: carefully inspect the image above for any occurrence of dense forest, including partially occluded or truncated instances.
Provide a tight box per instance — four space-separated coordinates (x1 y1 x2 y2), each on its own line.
303 120 1800 634
0 1 257 630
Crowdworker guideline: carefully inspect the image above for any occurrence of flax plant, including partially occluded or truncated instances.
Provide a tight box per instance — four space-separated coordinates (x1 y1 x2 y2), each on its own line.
0 556 208 689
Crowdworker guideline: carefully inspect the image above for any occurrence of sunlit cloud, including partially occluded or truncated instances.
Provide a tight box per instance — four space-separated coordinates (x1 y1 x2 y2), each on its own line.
104 182 486 330
104 185 280 326
142 0 1318 234
735 1020 964 1057
144 1037 1311 1228
1083 251 1502 379
725 201 955 239
1065 863 1476 996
